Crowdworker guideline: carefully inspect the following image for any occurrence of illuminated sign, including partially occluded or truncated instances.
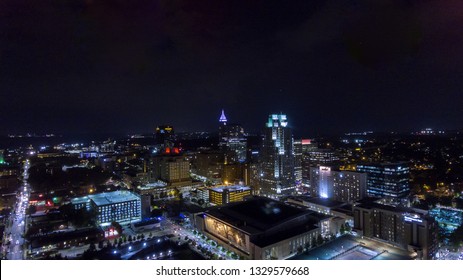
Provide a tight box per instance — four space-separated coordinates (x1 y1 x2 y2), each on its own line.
404 214 423 223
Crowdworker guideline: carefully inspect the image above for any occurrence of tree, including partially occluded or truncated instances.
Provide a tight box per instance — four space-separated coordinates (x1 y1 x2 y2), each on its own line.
197 199 205 206
340 224 346 235
311 236 317 248
449 224 463 250
316 234 324 246
345 223 352 232
128 235 132 242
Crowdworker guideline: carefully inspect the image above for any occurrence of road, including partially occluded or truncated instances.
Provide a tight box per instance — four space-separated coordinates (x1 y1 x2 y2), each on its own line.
2 159 31 260
163 219 233 260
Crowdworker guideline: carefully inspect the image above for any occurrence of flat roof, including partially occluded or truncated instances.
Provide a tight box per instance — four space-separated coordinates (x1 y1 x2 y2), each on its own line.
210 185 251 192
88 191 140 206
206 197 312 232
287 196 345 208
138 182 167 190
252 223 318 248
305 197 345 208
71 196 90 204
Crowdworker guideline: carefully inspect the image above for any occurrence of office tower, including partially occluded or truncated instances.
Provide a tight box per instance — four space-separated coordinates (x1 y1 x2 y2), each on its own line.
294 139 303 186
150 148 191 186
191 150 225 180
356 162 410 198
260 114 295 196
218 110 247 163
309 166 367 203
353 202 438 260
306 148 339 166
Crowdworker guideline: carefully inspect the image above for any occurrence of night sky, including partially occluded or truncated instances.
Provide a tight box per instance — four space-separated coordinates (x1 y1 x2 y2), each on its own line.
1 0 462 136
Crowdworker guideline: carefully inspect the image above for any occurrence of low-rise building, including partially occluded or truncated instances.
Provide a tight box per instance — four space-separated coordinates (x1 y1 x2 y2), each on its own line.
195 197 328 259
209 185 251 205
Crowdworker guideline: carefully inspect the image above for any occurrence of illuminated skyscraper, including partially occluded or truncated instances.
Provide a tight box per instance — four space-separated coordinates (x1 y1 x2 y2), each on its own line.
260 114 295 196
218 110 247 163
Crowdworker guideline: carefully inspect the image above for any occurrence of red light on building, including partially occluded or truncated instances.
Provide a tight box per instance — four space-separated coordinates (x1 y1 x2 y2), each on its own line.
173 147 179 154
165 147 171 154
301 139 312 145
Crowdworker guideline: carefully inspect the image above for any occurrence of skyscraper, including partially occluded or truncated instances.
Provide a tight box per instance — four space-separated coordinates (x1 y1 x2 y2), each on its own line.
218 110 247 163
356 162 410 198
260 114 295 196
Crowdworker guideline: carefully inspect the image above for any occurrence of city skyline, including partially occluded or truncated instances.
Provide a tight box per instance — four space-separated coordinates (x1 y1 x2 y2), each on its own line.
2 1 463 135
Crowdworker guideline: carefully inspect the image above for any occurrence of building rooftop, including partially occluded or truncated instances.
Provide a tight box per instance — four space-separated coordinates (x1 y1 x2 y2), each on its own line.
206 197 313 232
70 196 90 205
287 196 346 208
88 191 140 206
137 181 167 190
210 185 251 192
305 197 346 208
252 223 319 248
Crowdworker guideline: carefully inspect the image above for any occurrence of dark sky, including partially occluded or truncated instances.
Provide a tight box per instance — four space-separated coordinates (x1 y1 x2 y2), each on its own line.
1 0 462 136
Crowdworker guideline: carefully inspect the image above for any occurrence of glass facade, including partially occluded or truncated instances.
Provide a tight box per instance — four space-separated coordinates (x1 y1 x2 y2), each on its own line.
356 162 409 198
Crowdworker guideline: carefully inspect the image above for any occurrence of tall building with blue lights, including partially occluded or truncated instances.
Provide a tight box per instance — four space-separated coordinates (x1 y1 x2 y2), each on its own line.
260 114 295 196
218 110 247 163
356 162 410 198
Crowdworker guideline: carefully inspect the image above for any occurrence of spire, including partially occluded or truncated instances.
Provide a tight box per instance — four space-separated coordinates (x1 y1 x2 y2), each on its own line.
219 109 227 123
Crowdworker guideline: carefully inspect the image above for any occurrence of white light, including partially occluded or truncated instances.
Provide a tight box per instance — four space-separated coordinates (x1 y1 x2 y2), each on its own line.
129 246 132 250
143 242 146 246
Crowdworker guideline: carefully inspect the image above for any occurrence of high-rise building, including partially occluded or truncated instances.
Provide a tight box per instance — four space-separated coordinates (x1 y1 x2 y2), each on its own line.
353 202 438 260
191 150 225 181
306 148 339 166
260 114 295 196
294 139 303 186
218 110 247 163
309 166 367 203
356 162 410 198
300 139 317 190
150 149 191 186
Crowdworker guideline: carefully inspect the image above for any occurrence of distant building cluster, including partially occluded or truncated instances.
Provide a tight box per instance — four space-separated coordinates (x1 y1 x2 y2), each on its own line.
3 110 458 260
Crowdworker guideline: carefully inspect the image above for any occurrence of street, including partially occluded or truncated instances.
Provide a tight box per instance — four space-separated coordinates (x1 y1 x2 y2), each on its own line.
2 159 31 260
